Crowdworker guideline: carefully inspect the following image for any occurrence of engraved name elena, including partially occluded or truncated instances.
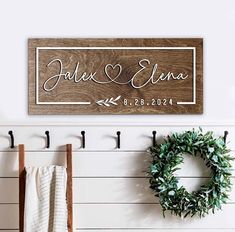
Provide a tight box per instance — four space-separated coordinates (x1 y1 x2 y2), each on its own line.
42 58 189 92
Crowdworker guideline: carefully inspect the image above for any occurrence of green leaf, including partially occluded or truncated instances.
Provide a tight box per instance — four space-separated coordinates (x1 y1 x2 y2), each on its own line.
168 190 175 196
212 155 218 162
208 147 215 153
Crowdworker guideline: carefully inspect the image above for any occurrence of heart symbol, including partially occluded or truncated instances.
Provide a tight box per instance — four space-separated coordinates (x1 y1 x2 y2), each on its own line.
104 64 122 81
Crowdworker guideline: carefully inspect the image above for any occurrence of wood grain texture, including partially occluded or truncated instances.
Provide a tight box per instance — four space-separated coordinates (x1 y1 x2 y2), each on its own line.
28 38 203 115
66 144 73 232
18 144 25 232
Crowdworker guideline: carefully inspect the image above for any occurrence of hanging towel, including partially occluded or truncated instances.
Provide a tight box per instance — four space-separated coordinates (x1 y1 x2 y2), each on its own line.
24 165 68 232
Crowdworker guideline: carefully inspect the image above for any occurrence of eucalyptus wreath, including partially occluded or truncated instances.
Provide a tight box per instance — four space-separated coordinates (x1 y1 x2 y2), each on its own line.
148 128 234 218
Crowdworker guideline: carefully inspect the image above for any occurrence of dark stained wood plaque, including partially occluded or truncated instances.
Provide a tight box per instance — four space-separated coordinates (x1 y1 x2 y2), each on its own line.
28 38 203 114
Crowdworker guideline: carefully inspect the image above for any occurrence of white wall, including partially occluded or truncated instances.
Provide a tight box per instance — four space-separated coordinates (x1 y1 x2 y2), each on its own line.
0 0 235 124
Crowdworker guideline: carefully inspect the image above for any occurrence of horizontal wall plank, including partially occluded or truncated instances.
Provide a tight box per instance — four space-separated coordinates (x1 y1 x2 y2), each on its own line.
1 178 234 204
1 227 235 231
73 178 235 203
0 152 18 177
0 228 234 232
0 152 235 177
0 179 18 203
0 125 234 151
76 230 235 232
3 230 235 232
74 204 235 229
0 205 18 229
1 204 235 230
73 152 235 177
0 231 18 232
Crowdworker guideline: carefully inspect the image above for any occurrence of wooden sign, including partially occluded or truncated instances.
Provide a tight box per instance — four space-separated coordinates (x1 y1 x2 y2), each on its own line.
28 38 203 114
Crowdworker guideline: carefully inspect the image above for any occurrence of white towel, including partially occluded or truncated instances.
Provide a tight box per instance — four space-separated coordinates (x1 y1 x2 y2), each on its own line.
24 166 68 232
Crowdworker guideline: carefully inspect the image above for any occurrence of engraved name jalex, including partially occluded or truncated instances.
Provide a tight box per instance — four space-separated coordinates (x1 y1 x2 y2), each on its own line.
43 58 189 92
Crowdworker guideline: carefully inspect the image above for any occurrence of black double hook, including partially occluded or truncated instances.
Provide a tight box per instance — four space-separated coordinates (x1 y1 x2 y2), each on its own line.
8 130 14 149
152 131 156 147
45 131 50 149
224 131 228 144
117 131 121 149
81 131 85 149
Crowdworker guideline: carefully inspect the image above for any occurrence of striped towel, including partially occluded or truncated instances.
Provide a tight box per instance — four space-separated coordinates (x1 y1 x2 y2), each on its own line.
24 166 68 232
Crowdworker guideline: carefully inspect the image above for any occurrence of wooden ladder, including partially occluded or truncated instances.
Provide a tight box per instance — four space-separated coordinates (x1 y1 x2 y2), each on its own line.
18 144 73 232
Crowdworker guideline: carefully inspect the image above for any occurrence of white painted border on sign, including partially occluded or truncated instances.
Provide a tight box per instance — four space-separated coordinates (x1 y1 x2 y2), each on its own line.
35 47 196 105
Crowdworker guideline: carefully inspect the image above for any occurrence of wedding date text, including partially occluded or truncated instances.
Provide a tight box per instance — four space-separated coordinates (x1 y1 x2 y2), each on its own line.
123 98 173 106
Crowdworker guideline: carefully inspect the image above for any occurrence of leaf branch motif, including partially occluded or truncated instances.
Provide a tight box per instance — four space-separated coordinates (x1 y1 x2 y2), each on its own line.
96 95 121 107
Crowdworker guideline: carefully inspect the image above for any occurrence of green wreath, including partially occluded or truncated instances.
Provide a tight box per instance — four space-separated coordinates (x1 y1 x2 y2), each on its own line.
148 129 234 218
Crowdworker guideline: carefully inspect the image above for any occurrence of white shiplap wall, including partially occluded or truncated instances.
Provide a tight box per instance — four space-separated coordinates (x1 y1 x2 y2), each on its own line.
0 124 234 232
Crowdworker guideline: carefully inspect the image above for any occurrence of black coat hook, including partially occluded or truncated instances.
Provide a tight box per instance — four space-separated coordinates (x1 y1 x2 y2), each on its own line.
45 131 50 148
8 130 14 149
224 131 228 144
81 131 85 149
152 131 156 147
117 131 121 149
